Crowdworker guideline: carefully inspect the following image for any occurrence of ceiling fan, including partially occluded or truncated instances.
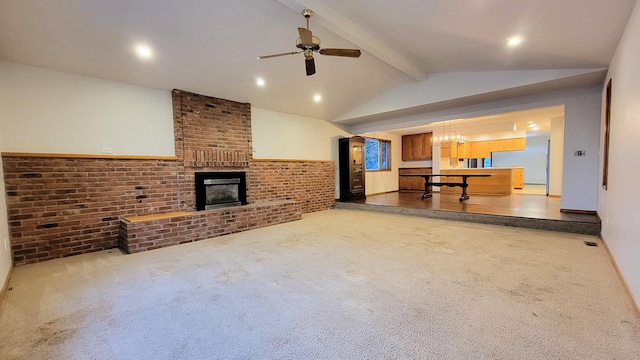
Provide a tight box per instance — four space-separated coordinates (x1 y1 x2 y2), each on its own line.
257 9 361 76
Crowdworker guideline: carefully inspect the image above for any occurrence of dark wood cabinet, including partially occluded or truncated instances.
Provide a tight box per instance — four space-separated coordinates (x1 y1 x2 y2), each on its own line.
402 133 433 161
339 136 366 201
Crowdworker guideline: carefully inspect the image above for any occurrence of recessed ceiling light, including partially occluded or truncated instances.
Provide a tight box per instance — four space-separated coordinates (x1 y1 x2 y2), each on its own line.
526 121 534 124
528 123 536 128
532 126 539 130
313 94 322 102
134 44 154 60
256 78 265 87
507 36 522 47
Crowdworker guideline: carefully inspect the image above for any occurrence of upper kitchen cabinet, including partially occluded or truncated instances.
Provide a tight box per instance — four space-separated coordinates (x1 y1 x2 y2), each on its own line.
469 141 490 158
457 142 469 158
488 138 526 152
402 133 433 161
463 138 526 158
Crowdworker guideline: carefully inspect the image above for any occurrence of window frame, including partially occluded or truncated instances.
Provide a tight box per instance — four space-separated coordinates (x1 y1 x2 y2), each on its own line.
602 78 612 190
364 137 392 172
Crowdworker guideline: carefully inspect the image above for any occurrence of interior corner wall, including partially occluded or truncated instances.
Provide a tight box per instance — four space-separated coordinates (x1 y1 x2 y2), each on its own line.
549 117 564 196
0 140 12 293
0 61 175 156
598 0 640 308
250 107 351 198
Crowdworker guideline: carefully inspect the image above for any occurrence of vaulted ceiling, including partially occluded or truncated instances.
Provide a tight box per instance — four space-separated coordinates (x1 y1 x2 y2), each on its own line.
0 0 636 132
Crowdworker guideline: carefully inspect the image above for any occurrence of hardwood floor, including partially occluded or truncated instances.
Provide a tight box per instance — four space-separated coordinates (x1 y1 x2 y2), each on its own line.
351 191 599 223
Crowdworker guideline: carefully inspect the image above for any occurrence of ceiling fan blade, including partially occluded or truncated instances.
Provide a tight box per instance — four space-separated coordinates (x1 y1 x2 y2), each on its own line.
298 27 313 46
257 51 301 60
305 57 316 76
319 48 361 58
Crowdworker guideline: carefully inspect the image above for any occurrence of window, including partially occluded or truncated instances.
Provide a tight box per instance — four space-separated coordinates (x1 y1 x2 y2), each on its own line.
365 138 391 171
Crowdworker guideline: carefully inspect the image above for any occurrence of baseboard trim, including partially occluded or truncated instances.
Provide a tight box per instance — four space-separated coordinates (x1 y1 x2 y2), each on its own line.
599 234 640 319
560 208 597 215
0 266 13 308
548 195 561 198
1 152 177 161
367 190 400 196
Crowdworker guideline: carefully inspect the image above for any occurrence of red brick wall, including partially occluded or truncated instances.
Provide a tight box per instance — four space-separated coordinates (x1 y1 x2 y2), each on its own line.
249 160 335 213
2 156 179 264
172 90 253 210
119 200 301 253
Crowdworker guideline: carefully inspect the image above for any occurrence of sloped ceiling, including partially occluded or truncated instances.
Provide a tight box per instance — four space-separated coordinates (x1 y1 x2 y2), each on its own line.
0 0 635 130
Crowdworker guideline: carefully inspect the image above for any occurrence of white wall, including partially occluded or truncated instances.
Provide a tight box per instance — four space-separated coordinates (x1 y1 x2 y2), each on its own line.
492 135 549 184
0 137 12 294
251 107 351 199
0 61 174 156
549 117 564 196
561 90 601 210
599 1 640 308
251 107 350 160
360 131 402 195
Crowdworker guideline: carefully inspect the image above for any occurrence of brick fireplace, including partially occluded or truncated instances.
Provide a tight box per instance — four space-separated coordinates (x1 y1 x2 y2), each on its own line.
194 171 247 210
2 89 336 264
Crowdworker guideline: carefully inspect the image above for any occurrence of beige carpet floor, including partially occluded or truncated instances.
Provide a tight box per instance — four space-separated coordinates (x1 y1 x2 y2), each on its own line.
1 209 639 359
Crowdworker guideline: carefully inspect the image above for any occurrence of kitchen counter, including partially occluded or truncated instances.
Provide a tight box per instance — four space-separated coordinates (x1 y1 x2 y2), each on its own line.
438 167 520 195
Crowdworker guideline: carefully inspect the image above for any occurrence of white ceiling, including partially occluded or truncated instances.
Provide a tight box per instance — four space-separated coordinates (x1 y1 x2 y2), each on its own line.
0 0 636 130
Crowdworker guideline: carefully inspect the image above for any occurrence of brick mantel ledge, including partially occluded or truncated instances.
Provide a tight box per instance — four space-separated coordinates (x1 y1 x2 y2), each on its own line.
118 200 301 254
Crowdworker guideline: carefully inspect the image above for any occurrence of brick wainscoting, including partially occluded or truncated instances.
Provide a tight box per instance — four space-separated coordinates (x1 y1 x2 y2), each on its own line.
2 155 335 265
119 201 301 253
250 160 336 214
2 156 180 264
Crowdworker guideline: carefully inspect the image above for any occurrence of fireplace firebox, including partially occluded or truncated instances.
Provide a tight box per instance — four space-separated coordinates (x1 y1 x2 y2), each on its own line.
195 172 247 210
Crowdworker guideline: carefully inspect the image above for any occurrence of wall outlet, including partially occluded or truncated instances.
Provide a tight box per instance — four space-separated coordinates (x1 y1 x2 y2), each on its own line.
3 238 7 251
606 214 609 225
574 150 586 156
102 147 113 154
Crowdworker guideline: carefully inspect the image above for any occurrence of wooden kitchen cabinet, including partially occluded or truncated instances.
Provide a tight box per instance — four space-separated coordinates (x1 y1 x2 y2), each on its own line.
508 138 526 151
402 133 432 161
440 144 451 158
399 167 431 191
469 141 490 158
457 142 469 158
513 167 524 189
459 138 526 158
488 138 526 152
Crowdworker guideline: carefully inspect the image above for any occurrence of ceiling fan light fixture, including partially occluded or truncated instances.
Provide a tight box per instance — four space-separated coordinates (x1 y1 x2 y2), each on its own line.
305 57 316 76
256 8 361 76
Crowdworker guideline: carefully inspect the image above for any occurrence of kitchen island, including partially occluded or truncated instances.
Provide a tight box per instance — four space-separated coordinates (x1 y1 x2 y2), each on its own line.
437 167 523 196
